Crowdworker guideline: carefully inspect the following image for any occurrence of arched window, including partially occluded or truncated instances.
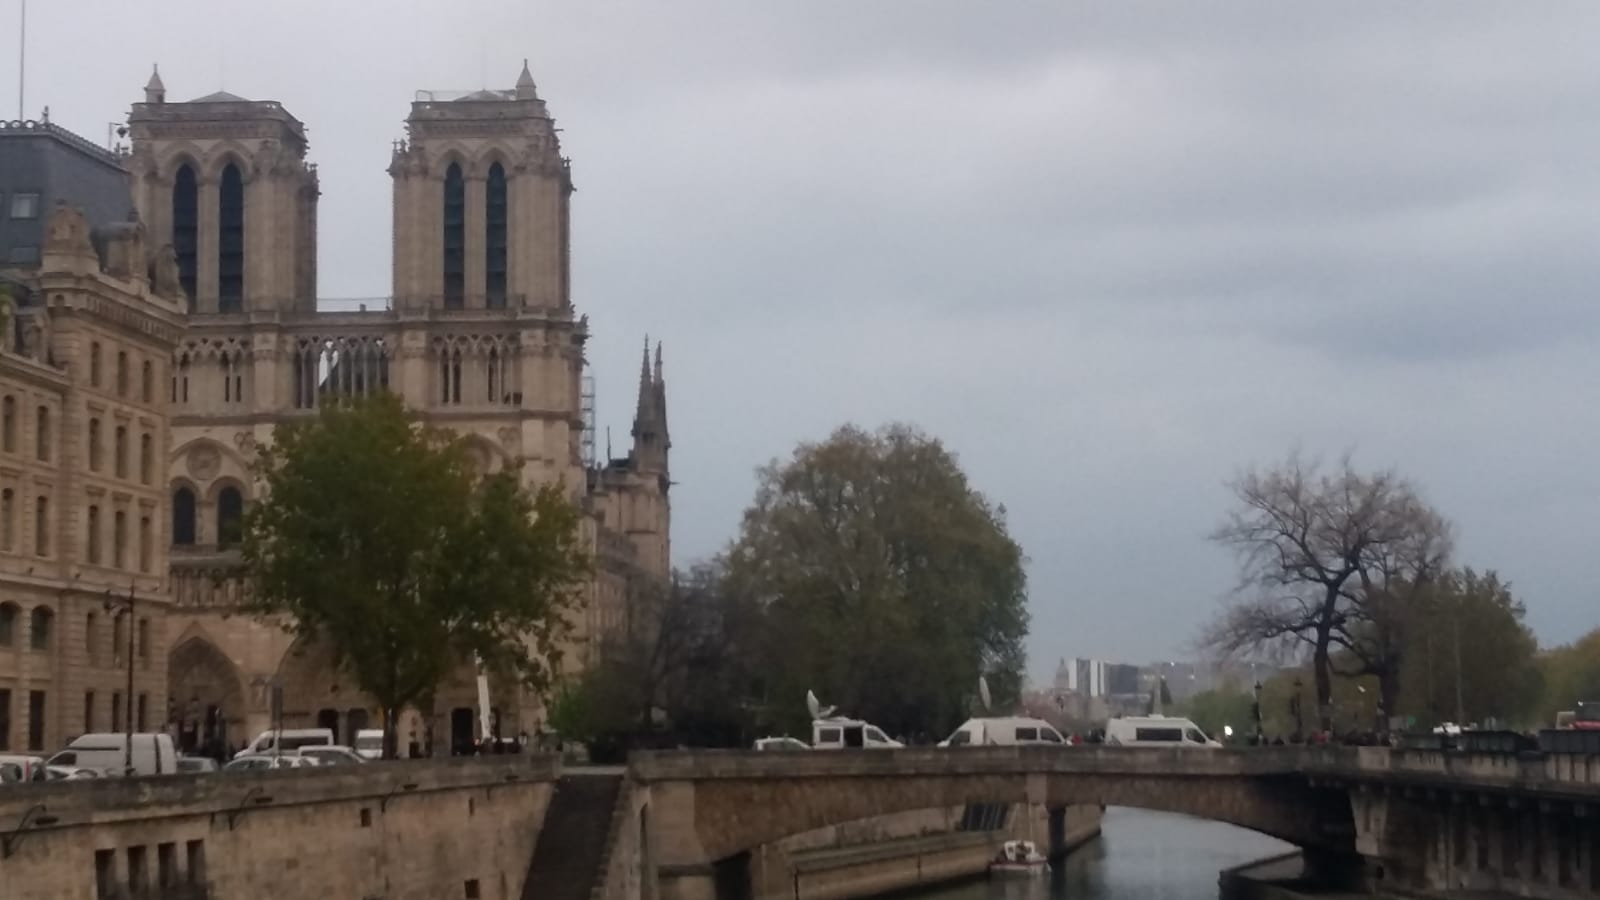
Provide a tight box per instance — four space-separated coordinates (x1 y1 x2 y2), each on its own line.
116 351 129 397
85 612 99 665
442 163 465 308
0 488 12 551
1 395 13 452
172 164 199 306
141 359 154 403
486 162 508 308
114 425 128 479
86 504 101 564
219 163 245 312
140 433 153 484
29 607 52 651
34 406 49 460
138 618 150 667
0 602 17 645
139 515 152 573
90 342 102 387
217 486 243 548
172 487 196 546
34 495 48 556
112 615 126 666
88 418 102 471
113 510 127 569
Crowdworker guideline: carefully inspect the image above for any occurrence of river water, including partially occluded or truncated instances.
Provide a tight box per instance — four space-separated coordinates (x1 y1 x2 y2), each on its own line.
914 808 1293 900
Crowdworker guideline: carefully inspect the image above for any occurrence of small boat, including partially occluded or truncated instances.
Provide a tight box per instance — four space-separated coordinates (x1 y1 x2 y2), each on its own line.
990 839 1049 875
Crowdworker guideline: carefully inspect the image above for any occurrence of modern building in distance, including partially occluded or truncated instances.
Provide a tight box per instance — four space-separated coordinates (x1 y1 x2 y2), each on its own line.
0 59 672 757
0 117 187 752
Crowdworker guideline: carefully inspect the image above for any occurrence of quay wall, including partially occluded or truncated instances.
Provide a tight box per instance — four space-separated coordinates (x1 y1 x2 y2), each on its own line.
0 755 558 900
750 804 1105 900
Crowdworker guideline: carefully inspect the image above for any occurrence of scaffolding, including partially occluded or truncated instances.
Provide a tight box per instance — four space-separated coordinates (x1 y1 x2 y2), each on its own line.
580 373 597 469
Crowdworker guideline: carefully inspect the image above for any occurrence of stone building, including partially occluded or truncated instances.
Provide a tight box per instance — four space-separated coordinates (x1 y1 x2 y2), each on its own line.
0 59 670 758
0 117 187 753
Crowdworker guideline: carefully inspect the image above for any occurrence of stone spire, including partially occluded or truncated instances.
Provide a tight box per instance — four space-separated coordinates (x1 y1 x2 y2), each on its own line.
515 59 539 100
633 335 654 427
144 65 166 104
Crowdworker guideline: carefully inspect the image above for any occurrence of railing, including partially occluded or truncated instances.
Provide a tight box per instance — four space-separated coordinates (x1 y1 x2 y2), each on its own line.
0 118 125 166
180 295 535 315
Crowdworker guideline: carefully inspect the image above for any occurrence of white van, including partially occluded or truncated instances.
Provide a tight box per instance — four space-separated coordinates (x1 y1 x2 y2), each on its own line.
353 729 385 760
811 717 903 750
235 728 336 759
1104 715 1219 748
49 733 179 775
938 716 1066 747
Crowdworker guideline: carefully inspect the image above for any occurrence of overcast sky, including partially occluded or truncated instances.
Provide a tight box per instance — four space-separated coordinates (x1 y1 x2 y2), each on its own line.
13 1 1600 679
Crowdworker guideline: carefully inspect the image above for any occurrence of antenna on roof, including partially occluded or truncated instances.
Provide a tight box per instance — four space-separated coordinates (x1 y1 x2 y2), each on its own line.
17 0 25 119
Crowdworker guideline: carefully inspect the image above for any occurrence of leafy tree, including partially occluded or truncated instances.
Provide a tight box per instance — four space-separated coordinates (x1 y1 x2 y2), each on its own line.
1179 688 1256 741
1396 569 1541 728
1538 628 1600 723
723 424 1029 740
242 394 589 758
1207 453 1448 732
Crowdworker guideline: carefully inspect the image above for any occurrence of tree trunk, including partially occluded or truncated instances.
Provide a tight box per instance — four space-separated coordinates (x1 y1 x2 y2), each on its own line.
383 705 400 761
1313 628 1334 734
1377 664 1401 734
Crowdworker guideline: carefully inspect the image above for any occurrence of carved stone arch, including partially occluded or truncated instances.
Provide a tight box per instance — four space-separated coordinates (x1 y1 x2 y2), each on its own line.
167 630 248 750
431 145 475 181
171 436 246 485
275 634 375 735
206 474 249 505
159 146 207 183
478 146 516 179
205 142 255 184
462 433 507 476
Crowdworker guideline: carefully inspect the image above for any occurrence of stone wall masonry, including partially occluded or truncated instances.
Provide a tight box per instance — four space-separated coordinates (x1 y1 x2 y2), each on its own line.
0 754 559 900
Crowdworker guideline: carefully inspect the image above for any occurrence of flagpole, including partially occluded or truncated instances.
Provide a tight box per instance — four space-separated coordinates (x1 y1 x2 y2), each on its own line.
18 0 26 119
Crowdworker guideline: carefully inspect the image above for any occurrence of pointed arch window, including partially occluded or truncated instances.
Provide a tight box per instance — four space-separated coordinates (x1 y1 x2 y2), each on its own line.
219 163 245 312
443 163 465 309
172 487 196 546
1 395 14 453
217 486 243 548
486 162 508 308
172 165 199 307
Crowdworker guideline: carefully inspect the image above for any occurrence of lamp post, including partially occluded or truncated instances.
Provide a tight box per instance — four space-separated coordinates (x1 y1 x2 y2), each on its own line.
1252 680 1263 743
103 583 136 775
1290 676 1304 743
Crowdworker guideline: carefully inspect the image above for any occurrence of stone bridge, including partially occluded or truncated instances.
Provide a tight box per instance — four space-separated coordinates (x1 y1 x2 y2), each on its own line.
623 745 1600 900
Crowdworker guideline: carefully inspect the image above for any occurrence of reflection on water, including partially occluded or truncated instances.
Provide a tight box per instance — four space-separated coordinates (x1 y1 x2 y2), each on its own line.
915 808 1292 900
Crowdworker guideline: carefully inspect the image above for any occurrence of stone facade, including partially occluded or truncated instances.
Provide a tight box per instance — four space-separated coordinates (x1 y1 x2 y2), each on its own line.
125 63 671 754
0 128 187 752
0 60 670 761
0 755 556 900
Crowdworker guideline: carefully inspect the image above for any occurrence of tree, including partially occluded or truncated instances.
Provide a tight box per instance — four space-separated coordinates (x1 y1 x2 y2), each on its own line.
1179 688 1256 741
1538 628 1600 723
242 394 589 758
1207 453 1445 732
1332 497 1453 719
723 424 1029 740
1397 569 1540 727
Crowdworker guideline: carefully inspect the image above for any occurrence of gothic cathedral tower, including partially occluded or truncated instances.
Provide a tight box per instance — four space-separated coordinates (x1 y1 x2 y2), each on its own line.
126 68 319 314
388 62 571 311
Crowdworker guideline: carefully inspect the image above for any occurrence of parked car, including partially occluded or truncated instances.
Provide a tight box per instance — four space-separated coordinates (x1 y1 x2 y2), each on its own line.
176 756 219 774
48 733 179 776
754 737 811 751
222 754 320 773
0 755 49 782
46 765 101 780
235 728 336 759
296 745 366 766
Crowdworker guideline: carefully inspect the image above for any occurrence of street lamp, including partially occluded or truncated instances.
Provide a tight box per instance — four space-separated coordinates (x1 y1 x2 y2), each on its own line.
103 583 136 775
1252 680 1263 743
1290 676 1304 743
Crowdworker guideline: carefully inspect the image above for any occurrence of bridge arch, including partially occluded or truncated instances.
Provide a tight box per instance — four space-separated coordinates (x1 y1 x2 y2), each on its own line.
632 747 1355 868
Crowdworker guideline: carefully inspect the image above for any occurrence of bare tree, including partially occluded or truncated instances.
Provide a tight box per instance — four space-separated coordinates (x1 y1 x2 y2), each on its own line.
1207 453 1432 732
1334 496 1454 722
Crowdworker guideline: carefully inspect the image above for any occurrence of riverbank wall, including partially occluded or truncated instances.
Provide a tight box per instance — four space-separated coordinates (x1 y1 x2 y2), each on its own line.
751 803 1104 900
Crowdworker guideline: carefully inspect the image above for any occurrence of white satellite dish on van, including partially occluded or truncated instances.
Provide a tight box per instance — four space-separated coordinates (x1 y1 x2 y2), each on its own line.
978 676 993 712
806 690 835 720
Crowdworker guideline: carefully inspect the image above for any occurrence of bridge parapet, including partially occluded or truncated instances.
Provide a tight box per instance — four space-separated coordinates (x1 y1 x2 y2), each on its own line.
1301 747 1600 798
629 745 1309 782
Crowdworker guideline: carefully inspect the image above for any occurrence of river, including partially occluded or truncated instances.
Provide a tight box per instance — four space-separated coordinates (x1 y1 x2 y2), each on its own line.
913 808 1293 900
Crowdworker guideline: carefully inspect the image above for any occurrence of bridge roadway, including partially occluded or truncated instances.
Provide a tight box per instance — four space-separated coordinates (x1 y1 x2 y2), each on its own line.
627 744 1600 900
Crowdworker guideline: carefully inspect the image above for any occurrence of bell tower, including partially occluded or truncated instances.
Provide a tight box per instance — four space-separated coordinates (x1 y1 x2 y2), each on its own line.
126 67 320 314
389 61 572 311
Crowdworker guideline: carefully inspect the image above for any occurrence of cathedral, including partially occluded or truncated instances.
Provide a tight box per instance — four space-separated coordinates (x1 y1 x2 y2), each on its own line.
0 61 670 755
